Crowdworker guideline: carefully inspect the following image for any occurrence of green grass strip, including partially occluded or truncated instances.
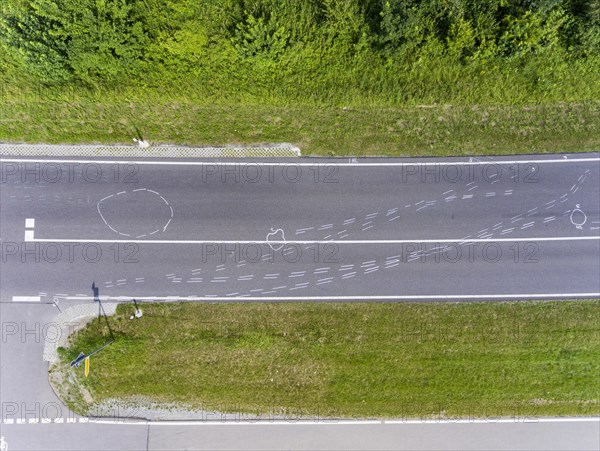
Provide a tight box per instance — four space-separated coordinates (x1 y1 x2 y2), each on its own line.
58 300 600 419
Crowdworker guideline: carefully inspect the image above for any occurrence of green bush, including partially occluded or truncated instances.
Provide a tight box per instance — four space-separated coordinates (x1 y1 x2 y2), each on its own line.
0 0 598 103
233 13 289 60
0 0 151 83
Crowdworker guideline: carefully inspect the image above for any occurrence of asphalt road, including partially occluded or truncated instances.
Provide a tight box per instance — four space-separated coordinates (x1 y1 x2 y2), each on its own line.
1 152 599 450
1 300 599 451
1 153 599 302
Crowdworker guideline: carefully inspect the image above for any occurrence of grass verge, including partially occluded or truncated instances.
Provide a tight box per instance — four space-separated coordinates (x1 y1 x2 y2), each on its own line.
1 85 599 156
57 300 600 419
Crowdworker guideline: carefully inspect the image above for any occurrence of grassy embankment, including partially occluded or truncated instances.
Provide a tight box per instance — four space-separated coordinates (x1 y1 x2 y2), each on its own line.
57 300 600 419
1 85 599 156
1 0 599 155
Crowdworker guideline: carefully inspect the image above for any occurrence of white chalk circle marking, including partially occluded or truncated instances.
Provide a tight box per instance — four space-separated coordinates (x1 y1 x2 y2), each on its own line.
97 188 174 238
570 205 587 230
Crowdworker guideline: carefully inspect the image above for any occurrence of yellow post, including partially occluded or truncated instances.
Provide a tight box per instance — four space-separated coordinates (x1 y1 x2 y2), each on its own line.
84 356 90 377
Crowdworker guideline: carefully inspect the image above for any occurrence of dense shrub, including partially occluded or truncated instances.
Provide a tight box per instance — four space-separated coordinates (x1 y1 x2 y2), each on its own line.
0 0 598 102
0 0 152 82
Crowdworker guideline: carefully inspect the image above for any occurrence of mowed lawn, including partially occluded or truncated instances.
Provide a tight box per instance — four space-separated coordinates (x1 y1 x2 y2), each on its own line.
59 300 600 419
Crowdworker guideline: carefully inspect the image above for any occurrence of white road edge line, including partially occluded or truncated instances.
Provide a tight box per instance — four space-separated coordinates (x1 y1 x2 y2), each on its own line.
4 417 598 426
26 236 600 244
82 417 600 426
60 294 600 301
2 157 599 166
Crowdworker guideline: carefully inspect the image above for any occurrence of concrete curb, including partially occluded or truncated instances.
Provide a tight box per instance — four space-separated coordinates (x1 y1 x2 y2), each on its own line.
0 143 301 158
43 303 119 363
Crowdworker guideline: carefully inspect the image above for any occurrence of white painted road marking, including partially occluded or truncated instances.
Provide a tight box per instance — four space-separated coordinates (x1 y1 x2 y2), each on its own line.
59 293 600 302
26 236 600 244
3 416 597 426
12 296 41 302
2 157 599 166
24 218 35 241
97 189 174 238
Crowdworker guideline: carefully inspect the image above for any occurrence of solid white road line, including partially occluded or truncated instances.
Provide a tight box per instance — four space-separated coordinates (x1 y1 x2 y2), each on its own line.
60 294 600 302
4 416 597 426
2 157 599 166
11 296 41 302
85 416 600 426
26 236 600 244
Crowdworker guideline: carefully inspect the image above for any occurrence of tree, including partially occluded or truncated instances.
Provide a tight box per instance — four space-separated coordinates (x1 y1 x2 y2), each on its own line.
0 0 150 83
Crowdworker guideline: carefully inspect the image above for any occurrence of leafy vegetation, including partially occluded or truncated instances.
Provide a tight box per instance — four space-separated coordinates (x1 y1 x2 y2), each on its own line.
60 301 600 418
2 0 599 99
1 1 599 152
0 0 151 82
